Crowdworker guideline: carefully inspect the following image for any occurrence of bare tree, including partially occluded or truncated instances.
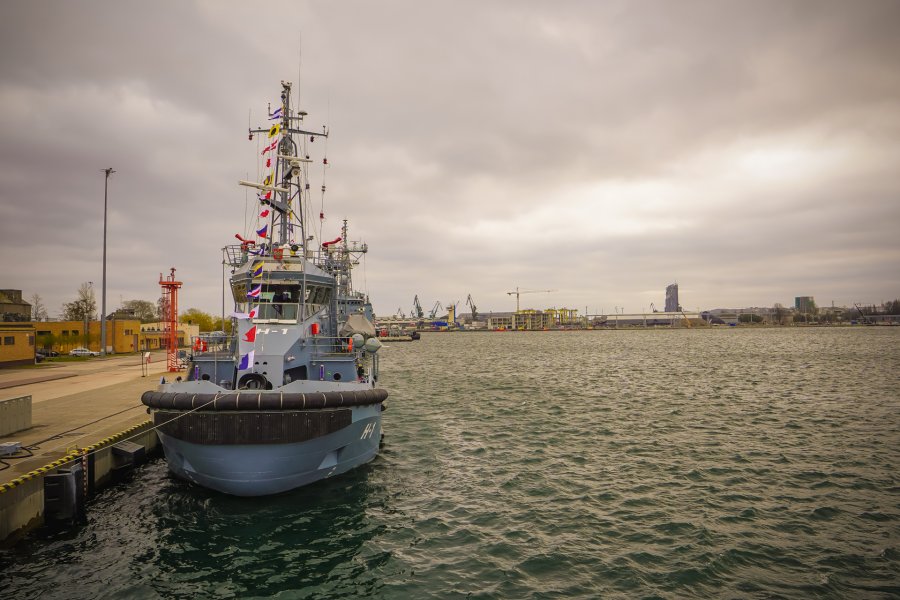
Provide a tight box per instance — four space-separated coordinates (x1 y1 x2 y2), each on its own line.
61 282 97 321
157 295 169 323
773 302 786 325
30 293 48 321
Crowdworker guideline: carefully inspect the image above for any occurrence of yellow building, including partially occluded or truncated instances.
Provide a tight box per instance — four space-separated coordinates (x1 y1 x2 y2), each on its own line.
32 319 142 354
139 322 199 350
2 318 199 365
488 308 581 331
0 322 36 367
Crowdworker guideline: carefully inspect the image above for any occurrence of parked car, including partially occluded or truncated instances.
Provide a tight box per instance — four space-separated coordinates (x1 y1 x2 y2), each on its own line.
35 352 46 363
69 347 100 357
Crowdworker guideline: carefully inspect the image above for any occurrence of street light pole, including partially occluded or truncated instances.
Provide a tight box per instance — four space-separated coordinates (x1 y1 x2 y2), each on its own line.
85 281 93 350
100 168 115 356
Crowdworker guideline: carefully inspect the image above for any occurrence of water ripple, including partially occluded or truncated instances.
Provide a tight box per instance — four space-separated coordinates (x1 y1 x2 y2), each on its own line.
1 328 899 599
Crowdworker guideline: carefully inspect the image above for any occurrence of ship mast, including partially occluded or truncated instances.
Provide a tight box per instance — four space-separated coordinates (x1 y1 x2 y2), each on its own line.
244 81 328 256
341 219 351 297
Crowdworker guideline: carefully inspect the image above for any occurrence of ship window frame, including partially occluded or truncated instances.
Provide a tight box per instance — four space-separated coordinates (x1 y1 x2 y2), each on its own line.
231 282 248 303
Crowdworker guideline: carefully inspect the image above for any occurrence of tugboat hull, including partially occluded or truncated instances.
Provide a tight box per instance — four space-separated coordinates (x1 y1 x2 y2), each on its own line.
156 406 381 496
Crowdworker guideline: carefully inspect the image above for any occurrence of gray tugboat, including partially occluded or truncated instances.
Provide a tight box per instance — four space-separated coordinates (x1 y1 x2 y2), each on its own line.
142 81 387 496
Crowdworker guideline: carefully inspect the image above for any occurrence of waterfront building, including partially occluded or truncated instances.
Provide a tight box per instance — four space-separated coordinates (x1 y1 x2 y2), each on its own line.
0 289 31 322
545 308 579 326
487 314 514 330
795 296 816 314
139 322 200 350
24 319 198 355
665 283 680 313
32 319 141 354
0 322 36 367
486 308 582 330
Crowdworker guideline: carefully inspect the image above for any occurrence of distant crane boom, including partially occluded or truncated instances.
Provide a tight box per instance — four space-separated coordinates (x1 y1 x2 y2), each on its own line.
466 294 477 321
413 295 424 319
506 287 555 312
429 301 443 319
854 303 873 325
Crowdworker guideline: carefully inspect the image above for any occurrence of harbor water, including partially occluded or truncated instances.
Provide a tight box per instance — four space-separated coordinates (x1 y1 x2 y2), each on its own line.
2 327 899 598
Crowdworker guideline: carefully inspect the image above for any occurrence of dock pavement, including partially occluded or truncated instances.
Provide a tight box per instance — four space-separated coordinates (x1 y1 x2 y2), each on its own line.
0 352 178 487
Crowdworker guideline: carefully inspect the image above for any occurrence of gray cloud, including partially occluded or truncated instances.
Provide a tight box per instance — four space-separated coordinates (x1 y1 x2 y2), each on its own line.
1 0 898 320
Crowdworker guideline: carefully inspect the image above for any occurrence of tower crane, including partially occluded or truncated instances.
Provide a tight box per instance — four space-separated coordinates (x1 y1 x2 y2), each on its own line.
466 294 477 321
412 295 424 319
506 287 555 312
429 301 443 319
396 307 405 318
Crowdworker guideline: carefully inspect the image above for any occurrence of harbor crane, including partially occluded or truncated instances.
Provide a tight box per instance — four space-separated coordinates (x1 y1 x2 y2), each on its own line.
412 295 424 319
506 287 555 312
396 307 405 318
854 303 874 325
466 294 477 321
429 301 443 319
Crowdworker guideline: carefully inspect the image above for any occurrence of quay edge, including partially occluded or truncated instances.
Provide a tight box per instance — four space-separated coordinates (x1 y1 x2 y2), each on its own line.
0 420 159 545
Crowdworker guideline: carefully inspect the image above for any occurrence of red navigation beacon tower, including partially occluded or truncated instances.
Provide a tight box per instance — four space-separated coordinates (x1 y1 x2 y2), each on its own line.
159 268 183 372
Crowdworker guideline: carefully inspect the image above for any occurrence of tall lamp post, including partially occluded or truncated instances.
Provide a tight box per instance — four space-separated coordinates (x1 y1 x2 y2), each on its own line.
100 168 115 356
85 281 93 350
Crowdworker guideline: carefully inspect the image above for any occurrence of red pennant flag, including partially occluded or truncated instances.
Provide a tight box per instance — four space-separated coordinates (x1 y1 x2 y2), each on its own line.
260 209 270 218
243 326 257 343
266 158 271 168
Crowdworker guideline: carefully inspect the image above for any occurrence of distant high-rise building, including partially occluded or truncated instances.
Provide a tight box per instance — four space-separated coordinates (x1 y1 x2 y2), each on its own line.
795 296 816 314
665 283 680 312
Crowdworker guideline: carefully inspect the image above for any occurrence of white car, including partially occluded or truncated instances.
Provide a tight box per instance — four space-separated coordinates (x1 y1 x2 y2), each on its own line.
69 347 100 357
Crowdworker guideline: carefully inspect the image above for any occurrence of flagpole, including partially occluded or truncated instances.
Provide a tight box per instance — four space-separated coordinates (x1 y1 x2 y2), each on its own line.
100 167 115 356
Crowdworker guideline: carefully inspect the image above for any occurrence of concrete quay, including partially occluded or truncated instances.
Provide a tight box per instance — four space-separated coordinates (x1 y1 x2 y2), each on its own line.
0 352 177 543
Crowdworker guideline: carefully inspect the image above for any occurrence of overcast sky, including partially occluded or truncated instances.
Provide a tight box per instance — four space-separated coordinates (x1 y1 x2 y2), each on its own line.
1 1 898 319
